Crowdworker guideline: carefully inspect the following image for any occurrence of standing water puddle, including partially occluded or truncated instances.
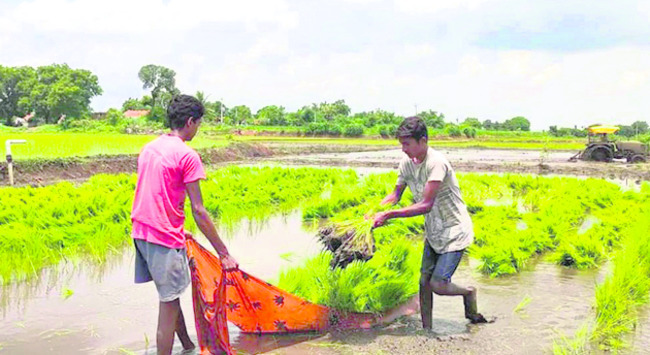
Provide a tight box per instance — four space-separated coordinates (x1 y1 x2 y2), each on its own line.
1 209 609 354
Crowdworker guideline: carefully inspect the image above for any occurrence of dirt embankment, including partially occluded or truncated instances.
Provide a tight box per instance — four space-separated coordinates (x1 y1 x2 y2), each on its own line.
0 143 393 187
3 145 650 187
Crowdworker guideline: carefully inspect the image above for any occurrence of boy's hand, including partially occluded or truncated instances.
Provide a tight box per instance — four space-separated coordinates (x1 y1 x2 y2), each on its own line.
220 254 239 271
373 211 389 228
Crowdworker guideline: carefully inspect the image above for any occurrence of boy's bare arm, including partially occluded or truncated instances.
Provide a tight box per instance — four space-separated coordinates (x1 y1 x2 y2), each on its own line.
381 184 407 205
374 180 440 227
186 181 238 270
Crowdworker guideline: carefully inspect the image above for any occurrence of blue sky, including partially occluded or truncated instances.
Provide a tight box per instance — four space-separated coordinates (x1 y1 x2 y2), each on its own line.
1 0 649 130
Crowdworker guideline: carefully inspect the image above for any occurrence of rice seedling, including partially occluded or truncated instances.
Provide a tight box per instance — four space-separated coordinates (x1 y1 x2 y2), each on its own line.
277 235 421 313
590 212 650 349
0 132 228 160
0 166 358 285
513 295 532 313
317 217 376 269
552 323 592 355
61 287 74 300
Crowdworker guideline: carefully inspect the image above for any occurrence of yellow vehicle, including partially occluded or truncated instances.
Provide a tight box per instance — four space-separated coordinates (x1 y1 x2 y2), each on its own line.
570 125 648 163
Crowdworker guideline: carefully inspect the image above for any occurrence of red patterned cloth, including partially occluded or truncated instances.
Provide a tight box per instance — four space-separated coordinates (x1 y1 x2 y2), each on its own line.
186 239 377 355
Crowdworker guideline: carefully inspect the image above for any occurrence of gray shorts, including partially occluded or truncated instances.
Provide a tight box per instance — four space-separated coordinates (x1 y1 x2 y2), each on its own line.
134 239 190 302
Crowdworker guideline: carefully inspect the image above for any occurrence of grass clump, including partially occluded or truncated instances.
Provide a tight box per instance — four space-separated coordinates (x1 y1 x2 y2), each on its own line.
277 235 420 313
591 213 650 349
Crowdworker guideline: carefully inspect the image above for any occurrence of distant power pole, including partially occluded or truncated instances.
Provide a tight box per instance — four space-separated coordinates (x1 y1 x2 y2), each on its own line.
414 104 418 115
220 98 224 123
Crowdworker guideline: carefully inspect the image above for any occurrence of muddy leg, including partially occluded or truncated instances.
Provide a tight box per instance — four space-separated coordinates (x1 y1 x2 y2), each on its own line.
430 281 487 324
420 273 434 329
175 306 196 351
463 286 478 317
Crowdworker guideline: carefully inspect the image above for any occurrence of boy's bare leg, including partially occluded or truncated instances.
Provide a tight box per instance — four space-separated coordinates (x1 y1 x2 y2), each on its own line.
419 273 434 329
158 299 181 355
175 307 196 350
429 281 488 323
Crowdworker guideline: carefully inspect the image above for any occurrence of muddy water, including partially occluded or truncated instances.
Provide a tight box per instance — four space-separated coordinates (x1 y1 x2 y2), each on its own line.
269 149 646 191
0 212 321 354
270 148 650 183
1 207 611 355
272 148 575 165
625 309 650 354
279 261 607 355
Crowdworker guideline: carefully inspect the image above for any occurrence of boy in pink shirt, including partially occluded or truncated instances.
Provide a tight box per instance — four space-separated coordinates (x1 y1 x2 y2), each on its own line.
131 94 238 355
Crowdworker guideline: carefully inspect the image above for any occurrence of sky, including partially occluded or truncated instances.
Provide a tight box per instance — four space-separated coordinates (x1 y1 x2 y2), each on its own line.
1 0 649 130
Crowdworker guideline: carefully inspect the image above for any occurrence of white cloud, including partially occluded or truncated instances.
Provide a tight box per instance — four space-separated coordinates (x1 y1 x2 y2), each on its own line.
342 0 382 3
398 44 436 62
394 0 498 14
1 0 649 130
497 51 533 76
458 55 485 76
3 0 298 35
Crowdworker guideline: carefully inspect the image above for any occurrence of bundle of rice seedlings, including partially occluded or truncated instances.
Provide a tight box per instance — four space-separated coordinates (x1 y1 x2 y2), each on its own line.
317 217 377 269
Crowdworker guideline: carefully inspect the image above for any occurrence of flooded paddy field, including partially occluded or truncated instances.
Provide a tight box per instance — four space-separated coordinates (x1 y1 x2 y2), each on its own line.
270 148 650 182
1 163 649 354
0 212 611 355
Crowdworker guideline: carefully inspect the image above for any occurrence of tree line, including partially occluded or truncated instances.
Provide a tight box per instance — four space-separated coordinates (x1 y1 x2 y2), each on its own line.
3 63 648 139
0 64 102 125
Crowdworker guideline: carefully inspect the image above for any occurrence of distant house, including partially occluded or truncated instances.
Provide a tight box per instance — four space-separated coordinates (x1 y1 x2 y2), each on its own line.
124 110 150 118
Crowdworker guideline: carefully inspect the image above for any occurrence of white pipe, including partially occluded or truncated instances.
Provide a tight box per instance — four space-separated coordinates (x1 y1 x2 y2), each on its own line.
5 139 26 186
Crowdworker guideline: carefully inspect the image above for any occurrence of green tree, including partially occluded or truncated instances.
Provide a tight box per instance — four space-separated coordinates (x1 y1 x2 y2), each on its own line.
504 116 530 131
256 105 286 125
318 100 350 120
631 121 649 135
618 125 635 137
138 64 179 110
418 110 445 128
229 105 252 125
354 110 400 128
297 106 317 125
462 117 482 129
0 66 36 122
210 100 228 123
19 64 102 123
122 97 149 111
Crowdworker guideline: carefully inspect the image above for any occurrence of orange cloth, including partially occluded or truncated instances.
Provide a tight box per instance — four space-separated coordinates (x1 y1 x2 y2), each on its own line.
186 239 377 355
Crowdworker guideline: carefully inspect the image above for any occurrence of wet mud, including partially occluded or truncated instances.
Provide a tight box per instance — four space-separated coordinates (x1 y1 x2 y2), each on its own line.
270 148 650 182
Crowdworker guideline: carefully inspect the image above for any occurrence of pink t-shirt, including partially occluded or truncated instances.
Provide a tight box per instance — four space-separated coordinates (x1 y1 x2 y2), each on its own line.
131 134 206 249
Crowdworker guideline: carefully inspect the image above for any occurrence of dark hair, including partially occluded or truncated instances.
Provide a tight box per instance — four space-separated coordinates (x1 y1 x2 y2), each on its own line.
397 116 428 141
167 95 204 130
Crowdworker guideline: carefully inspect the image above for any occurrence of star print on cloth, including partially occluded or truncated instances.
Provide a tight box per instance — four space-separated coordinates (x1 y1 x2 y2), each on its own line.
186 238 380 355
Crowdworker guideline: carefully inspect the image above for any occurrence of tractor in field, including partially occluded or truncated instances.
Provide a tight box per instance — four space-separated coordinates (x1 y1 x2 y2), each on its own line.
569 125 648 163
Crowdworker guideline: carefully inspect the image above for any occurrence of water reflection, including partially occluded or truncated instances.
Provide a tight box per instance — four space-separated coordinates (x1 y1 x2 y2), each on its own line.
1 247 128 316
0 211 323 355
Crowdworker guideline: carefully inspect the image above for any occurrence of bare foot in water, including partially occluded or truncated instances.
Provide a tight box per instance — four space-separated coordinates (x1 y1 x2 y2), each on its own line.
466 313 494 324
462 287 494 324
